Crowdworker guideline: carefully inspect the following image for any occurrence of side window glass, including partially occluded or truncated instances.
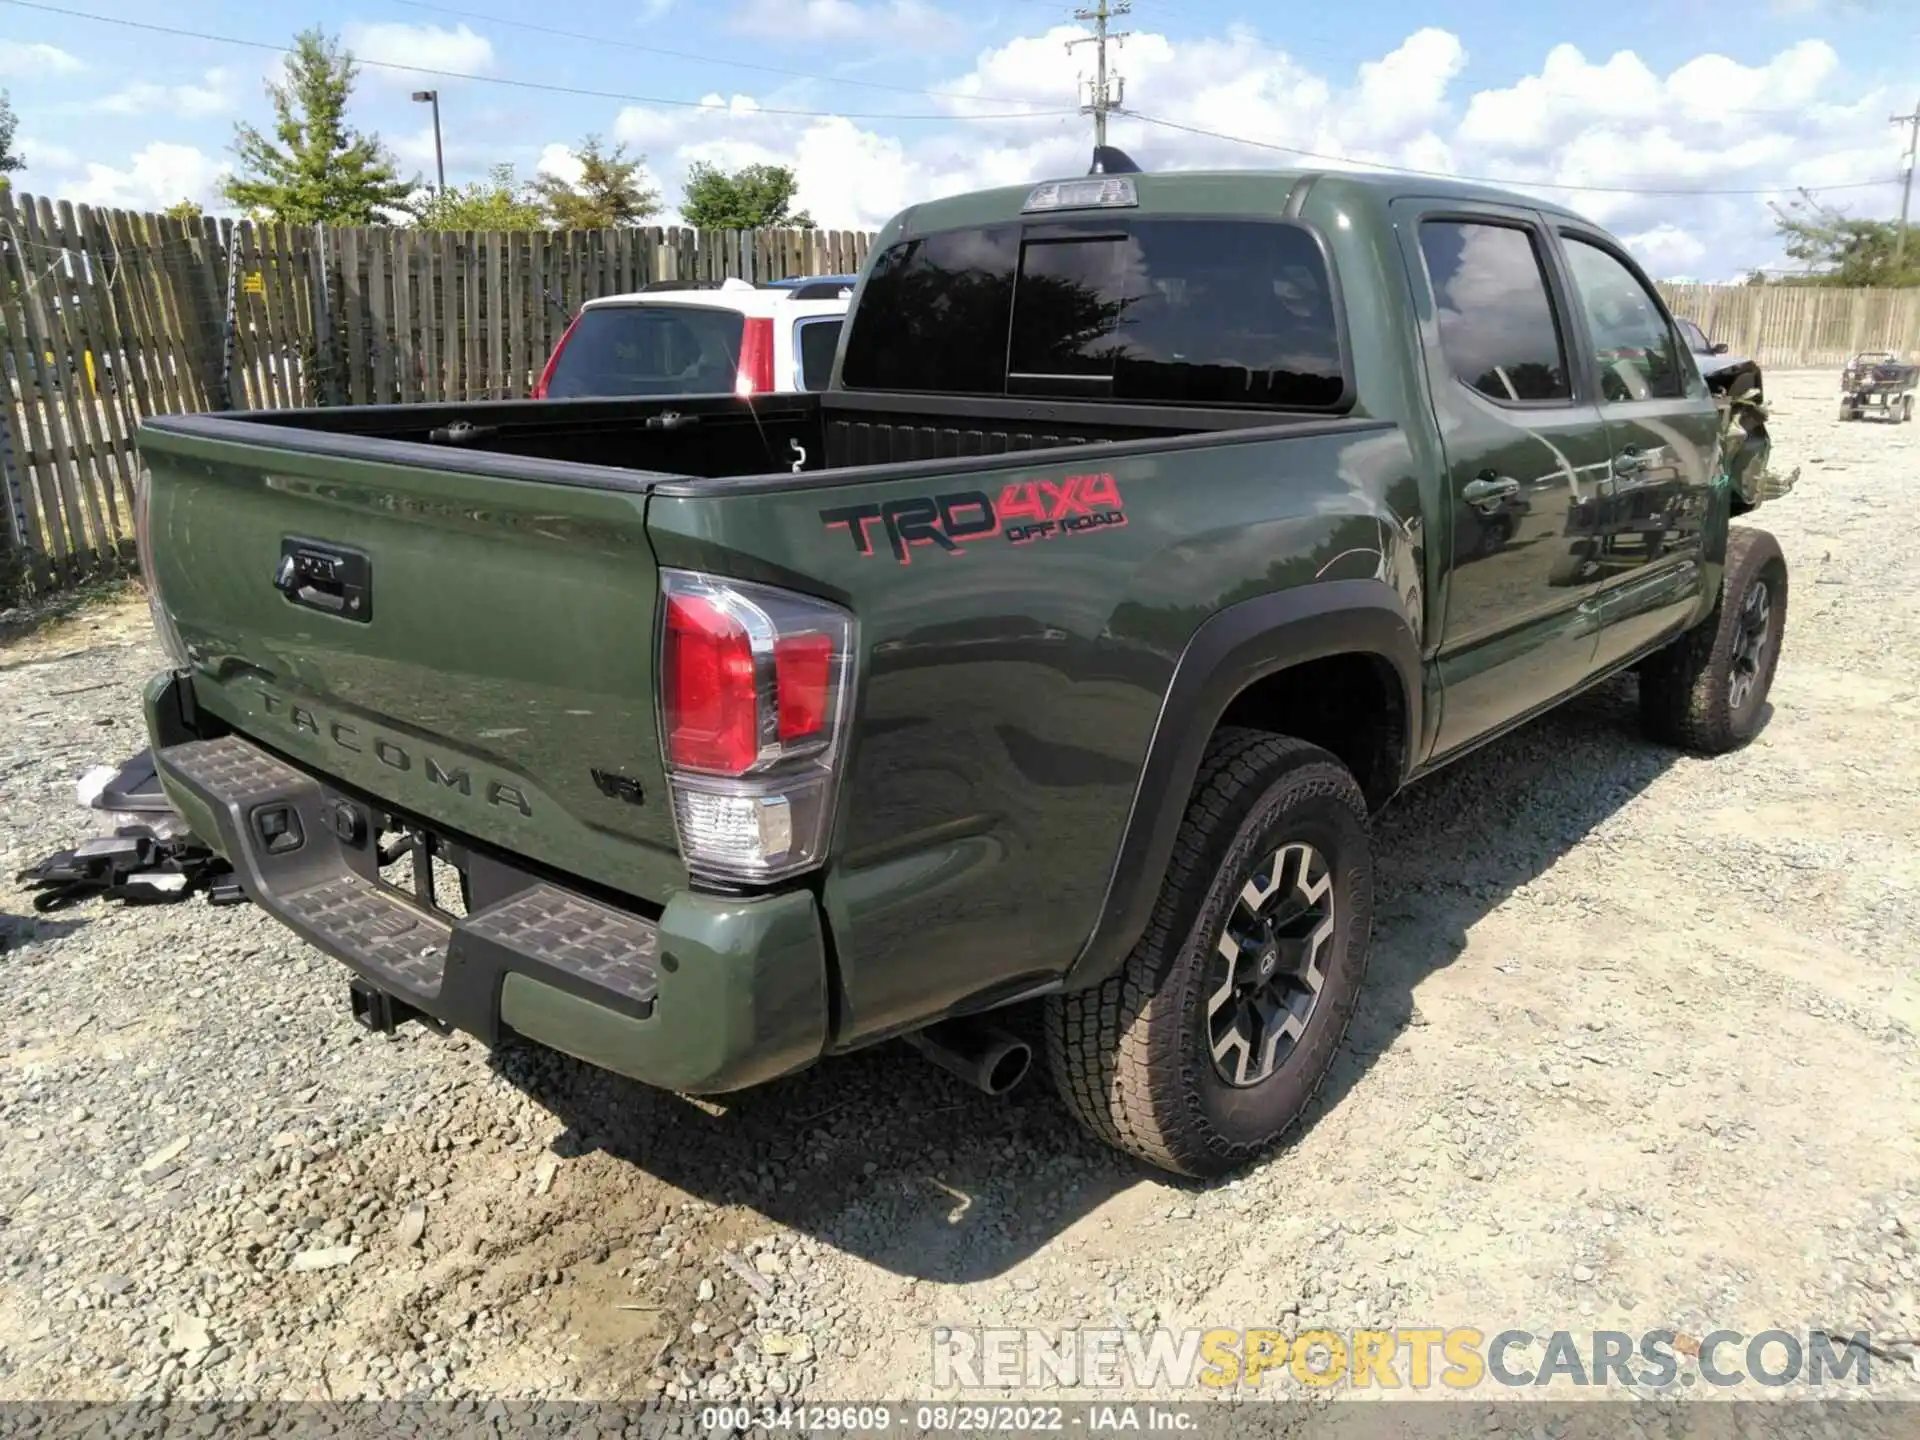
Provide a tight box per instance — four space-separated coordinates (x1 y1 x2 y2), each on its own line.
1418 220 1571 404
1561 237 1686 402
796 318 842 391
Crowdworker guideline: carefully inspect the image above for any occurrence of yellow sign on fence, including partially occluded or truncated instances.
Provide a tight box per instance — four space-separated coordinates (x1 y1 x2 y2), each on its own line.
242 271 265 295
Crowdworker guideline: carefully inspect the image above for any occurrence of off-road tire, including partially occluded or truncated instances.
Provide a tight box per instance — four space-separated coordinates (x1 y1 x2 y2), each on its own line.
1638 526 1788 754
1045 730 1373 1178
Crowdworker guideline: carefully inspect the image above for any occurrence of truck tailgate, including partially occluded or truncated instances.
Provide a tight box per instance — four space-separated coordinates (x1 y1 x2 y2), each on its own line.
138 421 685 904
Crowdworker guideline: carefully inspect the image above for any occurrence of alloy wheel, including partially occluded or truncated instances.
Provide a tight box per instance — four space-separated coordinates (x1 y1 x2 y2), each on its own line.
1728 577 1773 714
1205 842 1337 1087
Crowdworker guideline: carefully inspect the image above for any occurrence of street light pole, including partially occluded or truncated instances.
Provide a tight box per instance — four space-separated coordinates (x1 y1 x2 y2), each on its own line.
412 89 446 194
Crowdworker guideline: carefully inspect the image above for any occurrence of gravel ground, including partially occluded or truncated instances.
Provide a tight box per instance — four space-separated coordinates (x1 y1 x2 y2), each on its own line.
1 371 1916 1415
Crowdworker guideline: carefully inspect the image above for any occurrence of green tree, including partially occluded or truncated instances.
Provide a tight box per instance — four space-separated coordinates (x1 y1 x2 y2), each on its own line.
222 29 413 224
0 89 24 193
163 198 204 222
679 161 814 230
410 164 547 230
530 136 660 229
1768 191 1919 288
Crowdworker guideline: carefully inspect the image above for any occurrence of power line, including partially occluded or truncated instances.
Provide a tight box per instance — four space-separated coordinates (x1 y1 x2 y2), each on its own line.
387 0 1060 110
1126 111 1901 197
0 0 1075 122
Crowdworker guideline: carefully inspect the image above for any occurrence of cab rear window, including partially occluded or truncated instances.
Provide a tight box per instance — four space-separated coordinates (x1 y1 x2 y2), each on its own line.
840 218 1346 410
544 305 744 398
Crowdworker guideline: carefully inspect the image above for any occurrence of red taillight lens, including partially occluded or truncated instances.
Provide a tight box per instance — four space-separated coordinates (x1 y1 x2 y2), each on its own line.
531 311 583 400
663 593 760 775
775 632 832 743
736 316 775 398
657 571 855 882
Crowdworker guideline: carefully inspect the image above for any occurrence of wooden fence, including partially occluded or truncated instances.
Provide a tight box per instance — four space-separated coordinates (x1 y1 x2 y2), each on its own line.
0 189 872 594
1658 282 1920 371
5 184 1920 599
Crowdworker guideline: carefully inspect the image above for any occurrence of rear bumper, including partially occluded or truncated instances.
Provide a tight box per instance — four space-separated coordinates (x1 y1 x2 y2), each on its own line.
144 674 829 1094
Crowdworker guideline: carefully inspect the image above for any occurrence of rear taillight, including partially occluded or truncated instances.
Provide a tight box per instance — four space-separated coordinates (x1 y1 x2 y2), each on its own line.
132 466 190 668
658 570 854 883
531 311 584 400
735 317 775 399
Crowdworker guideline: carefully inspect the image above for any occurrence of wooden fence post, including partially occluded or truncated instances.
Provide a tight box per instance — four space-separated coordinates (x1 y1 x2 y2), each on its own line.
309 222 341 407
217 221 242 413
0 408 36 599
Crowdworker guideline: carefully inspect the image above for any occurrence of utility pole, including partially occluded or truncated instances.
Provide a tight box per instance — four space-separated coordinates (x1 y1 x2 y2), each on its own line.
1068 0 1129 149
1894 98 1920 266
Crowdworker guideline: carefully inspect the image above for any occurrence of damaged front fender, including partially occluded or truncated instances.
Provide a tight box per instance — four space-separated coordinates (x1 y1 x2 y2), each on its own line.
1719 388 1798 513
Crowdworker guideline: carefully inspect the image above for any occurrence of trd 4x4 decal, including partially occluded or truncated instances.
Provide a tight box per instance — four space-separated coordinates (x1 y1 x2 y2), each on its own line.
820 473 1126 564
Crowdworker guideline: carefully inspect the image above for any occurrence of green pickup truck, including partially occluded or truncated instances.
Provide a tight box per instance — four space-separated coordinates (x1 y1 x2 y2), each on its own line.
133 161 1790 1178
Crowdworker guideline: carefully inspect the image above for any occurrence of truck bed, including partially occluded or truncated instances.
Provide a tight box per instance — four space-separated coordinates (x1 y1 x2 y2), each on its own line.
176 389 1326 487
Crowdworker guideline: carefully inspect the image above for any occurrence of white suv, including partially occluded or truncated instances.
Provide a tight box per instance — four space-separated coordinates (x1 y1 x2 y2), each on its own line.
531 275 854 400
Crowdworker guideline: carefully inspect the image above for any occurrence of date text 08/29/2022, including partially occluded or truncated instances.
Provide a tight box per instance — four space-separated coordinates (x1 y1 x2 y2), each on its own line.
698 1403 1197 1433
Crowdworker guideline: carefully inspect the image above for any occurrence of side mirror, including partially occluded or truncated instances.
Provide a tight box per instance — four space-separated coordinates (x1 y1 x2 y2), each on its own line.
1710 342 1729 354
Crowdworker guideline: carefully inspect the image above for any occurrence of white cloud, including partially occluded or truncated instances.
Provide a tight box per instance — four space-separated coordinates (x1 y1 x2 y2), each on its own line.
536 143 585 185
14 136 80 173
341 22 496 84
58 143 230 211
1622 224 1708 276
1353 28 1467 142
729 0 960 47
92 69 235 121
0 40 84 76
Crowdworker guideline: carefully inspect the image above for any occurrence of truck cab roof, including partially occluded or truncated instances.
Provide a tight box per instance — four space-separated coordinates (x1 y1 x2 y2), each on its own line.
885 165 1586 241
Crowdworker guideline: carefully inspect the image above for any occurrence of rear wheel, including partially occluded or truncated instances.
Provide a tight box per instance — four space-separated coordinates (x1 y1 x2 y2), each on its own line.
1639 527 1788 754
1046 731 1372 1178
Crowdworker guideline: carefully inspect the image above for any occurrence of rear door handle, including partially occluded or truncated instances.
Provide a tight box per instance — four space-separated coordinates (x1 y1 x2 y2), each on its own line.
1463 474 1521 507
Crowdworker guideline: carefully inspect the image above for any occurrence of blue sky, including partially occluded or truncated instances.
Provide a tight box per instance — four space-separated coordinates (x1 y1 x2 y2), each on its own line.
1 0 1915 278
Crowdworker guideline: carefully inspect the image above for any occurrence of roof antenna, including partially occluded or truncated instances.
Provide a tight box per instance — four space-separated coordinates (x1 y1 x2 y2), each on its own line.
1090 145 1141 175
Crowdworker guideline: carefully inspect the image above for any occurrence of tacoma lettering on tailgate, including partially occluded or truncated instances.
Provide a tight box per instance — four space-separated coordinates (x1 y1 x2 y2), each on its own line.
256 688 534 816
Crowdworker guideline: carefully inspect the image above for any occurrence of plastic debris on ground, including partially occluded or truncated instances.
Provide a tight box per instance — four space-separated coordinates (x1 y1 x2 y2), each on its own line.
12 748 244 915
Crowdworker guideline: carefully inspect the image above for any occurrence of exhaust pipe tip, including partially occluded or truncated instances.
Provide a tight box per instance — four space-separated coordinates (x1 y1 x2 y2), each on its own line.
977 1036 1032 1097
906 1019 1033 1097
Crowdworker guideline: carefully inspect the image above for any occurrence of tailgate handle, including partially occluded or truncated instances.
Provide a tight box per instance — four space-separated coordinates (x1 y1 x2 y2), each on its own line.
275 539 373 623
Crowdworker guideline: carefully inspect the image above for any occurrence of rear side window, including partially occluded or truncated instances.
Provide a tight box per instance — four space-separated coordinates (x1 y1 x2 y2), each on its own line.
1418 220 1571 404
795 317 843 391
841 218 1346 409
544 305 744 398
1009 221 1343 408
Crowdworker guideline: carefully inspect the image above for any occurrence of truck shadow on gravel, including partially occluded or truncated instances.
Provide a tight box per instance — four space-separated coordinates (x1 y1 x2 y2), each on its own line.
493 673 1727 1282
